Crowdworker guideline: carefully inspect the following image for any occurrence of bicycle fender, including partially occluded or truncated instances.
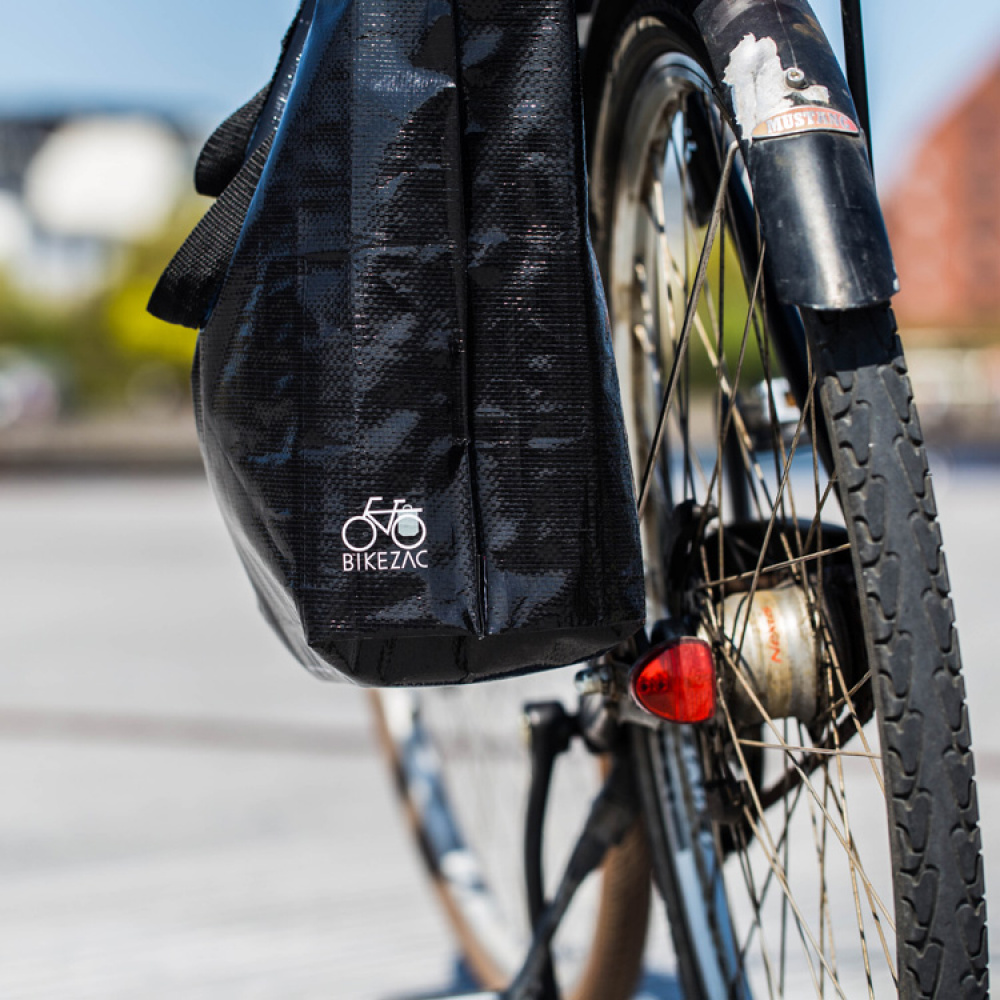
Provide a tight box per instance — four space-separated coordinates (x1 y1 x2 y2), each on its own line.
694 0 898 308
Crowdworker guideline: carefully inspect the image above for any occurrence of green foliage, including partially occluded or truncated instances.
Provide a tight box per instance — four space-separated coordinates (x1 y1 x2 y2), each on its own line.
674 235 767 394
0 203 202 412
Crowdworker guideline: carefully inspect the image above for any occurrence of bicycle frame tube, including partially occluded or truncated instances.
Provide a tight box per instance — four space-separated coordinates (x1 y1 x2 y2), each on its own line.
582 0 898 309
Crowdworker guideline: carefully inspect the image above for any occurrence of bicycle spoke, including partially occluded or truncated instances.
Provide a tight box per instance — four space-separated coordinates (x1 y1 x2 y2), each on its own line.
698 602 896 933
637 141 738 516
735 740 879 761
693 543 852 591
737 791 862 996
730 379 817 659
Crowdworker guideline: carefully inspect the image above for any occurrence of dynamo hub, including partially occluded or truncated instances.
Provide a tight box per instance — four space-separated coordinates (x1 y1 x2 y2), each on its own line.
672 516 869 735
702 583 821 726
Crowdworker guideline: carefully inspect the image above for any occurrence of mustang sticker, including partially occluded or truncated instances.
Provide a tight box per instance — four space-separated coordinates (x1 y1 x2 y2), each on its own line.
753 106 860 140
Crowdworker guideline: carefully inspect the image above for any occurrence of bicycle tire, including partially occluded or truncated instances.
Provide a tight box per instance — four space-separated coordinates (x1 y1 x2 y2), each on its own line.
371 681 651 999
589 4 988 997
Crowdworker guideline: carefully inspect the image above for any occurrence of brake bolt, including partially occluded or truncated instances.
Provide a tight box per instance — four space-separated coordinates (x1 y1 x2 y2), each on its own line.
785 66 808 89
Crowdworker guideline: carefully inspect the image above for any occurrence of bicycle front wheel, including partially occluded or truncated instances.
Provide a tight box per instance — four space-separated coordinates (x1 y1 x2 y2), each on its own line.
589 4 988 997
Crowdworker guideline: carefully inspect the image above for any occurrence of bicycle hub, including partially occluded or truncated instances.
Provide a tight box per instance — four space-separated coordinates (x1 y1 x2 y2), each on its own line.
703 584 821 726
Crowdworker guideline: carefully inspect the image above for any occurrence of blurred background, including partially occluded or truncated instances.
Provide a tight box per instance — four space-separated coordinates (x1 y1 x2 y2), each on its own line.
0 1 998 997
1 0 999 459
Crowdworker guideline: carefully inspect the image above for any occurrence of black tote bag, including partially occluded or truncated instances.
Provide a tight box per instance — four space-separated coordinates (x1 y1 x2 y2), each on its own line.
150 0 644 686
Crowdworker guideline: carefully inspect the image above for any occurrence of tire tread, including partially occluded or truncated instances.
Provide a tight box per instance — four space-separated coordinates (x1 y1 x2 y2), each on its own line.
809 307 988 1000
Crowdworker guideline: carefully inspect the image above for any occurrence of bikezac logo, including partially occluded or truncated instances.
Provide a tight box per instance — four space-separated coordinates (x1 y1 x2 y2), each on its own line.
340 497 429 572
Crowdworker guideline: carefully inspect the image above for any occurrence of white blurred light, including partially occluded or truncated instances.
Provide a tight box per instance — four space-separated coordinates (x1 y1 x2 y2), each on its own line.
23 116 186 241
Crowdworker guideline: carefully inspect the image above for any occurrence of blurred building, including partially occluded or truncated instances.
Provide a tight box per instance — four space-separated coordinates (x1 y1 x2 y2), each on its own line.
883 54 1000 341
0 112 193 300
0 112 201 436
0 117 59 192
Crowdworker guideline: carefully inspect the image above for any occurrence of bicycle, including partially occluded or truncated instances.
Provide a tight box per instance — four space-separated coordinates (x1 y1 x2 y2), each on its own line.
341 496 427 553
372 1 989 998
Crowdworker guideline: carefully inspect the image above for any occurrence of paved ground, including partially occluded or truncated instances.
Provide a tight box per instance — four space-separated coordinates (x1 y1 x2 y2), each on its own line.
0 464 997 997
0 476 460 999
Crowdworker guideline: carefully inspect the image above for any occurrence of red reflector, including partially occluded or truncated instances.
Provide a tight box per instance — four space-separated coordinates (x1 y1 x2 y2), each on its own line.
630 638 717 723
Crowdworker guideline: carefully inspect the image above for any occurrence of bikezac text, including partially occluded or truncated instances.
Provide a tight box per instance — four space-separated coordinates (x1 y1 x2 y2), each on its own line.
342 549 429 572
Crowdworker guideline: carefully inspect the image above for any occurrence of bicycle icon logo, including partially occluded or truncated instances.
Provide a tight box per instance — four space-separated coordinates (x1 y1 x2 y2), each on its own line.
341 497 427 553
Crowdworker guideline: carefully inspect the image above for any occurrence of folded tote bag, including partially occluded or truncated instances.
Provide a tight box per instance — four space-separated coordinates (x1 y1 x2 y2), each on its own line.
150 0 644 686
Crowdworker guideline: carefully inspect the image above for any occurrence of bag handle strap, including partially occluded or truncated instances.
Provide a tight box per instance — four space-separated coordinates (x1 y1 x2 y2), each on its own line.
194 87 270 197
147 132 274 329
147 2 317 328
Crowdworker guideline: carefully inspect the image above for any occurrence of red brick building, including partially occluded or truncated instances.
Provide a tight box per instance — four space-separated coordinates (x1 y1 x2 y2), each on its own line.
883 54 1000 341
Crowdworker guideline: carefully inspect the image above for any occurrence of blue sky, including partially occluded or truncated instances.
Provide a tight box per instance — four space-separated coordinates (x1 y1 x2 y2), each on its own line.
0 1 299 116
0 0 998 188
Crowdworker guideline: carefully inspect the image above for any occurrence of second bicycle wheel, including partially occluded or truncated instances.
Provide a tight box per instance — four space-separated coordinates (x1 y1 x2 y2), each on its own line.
372 675 651 1000
589 4 988 997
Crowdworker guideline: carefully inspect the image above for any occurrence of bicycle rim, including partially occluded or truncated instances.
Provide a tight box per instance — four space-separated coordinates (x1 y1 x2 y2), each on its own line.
592 9 986 997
